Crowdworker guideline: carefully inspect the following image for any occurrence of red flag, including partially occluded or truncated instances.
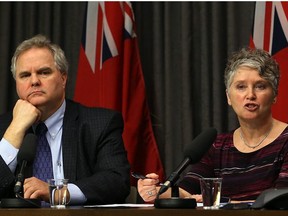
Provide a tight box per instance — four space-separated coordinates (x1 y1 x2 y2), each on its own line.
74 2 165 185
250 2 288 122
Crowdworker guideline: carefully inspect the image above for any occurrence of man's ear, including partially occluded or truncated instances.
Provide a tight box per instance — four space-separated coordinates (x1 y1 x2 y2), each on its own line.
61 72 68 88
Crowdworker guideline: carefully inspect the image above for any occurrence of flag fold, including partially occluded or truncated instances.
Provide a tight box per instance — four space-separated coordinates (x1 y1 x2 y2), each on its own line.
74 2 165 186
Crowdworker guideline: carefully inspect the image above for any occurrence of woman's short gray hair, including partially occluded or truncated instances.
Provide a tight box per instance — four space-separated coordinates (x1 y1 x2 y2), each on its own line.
224 47 280 97
11 34 69 78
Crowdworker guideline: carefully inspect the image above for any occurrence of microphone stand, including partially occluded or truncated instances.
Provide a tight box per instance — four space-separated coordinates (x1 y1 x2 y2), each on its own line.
1 195 42 208
1 161 41 208
1 133 41 208
154 185 197 209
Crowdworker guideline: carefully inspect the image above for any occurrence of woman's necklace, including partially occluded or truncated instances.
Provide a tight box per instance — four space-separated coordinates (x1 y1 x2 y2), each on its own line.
239 123 273 149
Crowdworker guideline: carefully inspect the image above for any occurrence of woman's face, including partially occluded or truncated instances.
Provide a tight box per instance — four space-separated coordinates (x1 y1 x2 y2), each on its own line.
226 66 276 122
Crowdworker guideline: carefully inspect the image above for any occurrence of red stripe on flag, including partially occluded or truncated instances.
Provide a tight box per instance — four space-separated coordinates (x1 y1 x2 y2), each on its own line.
263 2 272 51
95 5 103 73
282 2 288 17
124 2 134 19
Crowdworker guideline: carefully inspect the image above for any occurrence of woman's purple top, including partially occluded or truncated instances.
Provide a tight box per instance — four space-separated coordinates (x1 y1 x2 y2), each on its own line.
178 127 288 200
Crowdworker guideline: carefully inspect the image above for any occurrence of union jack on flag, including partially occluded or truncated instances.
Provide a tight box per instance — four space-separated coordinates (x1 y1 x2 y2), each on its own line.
82 2 136 73
250 1 288 122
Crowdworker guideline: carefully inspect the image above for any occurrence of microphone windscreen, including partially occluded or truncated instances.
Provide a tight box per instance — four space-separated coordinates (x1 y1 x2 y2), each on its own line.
17 133 37 164
184 128 217 163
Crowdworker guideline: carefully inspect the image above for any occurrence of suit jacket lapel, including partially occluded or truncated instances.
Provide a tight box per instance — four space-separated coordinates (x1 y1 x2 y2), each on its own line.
62 100 78 181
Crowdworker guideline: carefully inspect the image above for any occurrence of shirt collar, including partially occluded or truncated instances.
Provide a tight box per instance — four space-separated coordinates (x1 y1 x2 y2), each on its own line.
44 100 66 139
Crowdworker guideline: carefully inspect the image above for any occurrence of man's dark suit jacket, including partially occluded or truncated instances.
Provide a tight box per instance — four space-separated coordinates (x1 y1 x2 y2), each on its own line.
0 99 130 204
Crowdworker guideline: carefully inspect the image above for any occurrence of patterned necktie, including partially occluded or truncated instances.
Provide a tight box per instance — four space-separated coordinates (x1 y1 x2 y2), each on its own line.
33 122 54 181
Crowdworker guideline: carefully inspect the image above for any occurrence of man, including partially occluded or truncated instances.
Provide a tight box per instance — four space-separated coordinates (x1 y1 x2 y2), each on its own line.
0 34 130 205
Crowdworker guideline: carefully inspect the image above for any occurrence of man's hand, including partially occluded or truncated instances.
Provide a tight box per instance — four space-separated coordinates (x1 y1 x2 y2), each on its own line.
23 177 50 202
3 99 41 149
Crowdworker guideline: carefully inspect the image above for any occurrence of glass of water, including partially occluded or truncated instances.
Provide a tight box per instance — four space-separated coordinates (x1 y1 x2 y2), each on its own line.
47 179 70 208
200 178 222 209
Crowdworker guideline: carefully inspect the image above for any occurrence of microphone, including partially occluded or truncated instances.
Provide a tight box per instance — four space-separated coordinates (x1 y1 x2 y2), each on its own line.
1 133 41 208
155 128 217 208
14 133 37 195
158 128 217 195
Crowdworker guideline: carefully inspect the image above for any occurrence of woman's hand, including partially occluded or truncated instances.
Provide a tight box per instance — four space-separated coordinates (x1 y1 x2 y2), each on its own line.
137 173 203 203
137 173 160 202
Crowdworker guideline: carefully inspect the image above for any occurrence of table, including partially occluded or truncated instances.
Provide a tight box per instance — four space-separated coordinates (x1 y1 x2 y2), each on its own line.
0 206 288 216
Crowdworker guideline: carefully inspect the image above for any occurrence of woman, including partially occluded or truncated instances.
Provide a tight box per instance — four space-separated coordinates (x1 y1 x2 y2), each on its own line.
137 47 288 203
